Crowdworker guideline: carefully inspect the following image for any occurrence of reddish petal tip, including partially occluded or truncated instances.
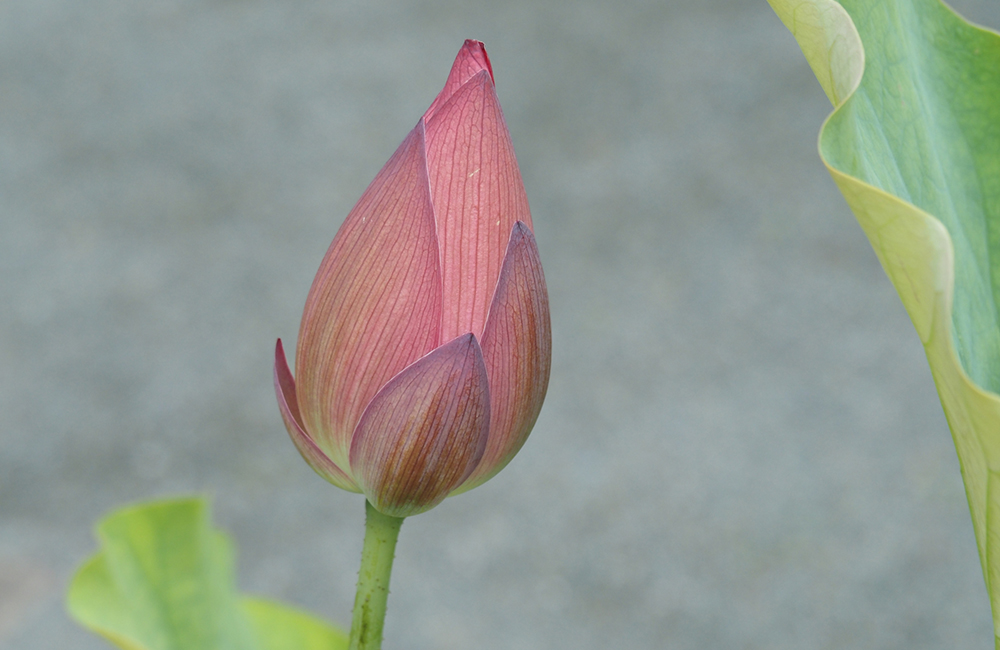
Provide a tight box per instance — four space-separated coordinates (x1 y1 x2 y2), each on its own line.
424 39 497 122
461 39 494 84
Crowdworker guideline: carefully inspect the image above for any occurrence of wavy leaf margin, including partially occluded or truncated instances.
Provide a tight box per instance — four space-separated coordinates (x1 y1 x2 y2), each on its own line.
768 0 1000 644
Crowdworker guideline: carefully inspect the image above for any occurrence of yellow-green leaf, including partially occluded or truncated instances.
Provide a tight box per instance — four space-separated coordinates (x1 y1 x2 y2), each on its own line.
769 0 1000 645
67 496 347 650
242 597 348 650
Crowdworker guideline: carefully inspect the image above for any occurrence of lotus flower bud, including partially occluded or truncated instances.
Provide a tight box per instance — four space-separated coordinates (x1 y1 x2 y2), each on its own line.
274 40 551 517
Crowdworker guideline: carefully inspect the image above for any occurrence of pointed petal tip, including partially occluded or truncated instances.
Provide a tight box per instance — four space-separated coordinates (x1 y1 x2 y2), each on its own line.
274 338 287 374
274 338 360 493
455 222 550 493
274 338 300 426
460 39 494 84
424 39 497 122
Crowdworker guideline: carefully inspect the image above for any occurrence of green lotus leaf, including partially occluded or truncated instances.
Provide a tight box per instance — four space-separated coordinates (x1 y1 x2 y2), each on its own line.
769 0 1000 644
67 496 347 650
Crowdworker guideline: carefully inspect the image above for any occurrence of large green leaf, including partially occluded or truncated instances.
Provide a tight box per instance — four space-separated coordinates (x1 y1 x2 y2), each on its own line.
768 0 1000 644
67 496 348 650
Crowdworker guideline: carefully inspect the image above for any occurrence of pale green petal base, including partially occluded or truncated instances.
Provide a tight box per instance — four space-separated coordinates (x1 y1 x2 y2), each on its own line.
769 0 1000 646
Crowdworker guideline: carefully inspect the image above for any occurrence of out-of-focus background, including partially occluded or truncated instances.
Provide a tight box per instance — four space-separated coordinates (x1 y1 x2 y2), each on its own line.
4 1 1000 648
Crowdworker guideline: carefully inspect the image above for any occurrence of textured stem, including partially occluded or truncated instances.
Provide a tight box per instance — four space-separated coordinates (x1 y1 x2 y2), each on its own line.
348 500 404 650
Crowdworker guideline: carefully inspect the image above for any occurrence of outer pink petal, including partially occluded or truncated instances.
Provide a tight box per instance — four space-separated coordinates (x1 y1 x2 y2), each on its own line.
274 339 359 492
349 334 490 517
295 124 442 473
423 40 494 123
454 222 550 493
424 69 532 342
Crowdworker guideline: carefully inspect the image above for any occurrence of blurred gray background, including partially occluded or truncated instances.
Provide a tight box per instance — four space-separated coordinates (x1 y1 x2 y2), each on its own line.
4 0 1000 648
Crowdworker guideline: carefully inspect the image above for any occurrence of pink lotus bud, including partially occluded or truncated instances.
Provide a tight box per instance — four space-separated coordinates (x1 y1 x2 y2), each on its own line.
274 40 551 517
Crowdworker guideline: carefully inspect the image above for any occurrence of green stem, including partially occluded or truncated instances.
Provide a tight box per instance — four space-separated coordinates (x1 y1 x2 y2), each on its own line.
348 500 405 650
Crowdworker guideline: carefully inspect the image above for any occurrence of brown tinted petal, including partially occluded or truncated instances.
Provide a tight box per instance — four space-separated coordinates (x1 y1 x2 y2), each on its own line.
274 339 359 492
295 124 442 473
454 222 550 493
350 334 490 517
